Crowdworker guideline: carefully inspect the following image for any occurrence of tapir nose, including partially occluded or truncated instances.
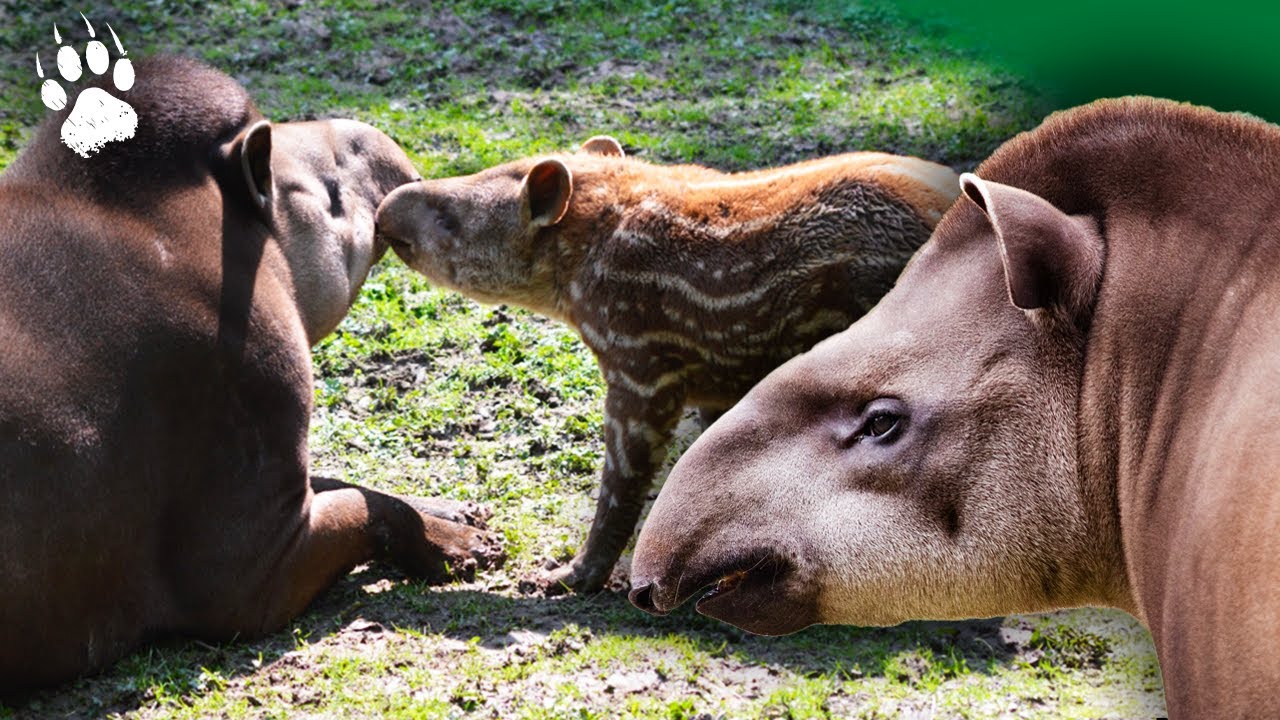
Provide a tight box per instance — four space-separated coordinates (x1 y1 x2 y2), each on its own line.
374 222 410 252
628 581 666 616
373 182 418 250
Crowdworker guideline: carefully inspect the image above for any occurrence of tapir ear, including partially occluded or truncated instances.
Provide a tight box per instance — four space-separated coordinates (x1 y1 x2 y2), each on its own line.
578 135 625 157
239 121 273 211
522 158 573 229
960 173 1103 320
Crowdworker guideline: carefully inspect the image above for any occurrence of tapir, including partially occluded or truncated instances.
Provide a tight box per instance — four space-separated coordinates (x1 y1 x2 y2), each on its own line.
375 137 958 593
0 56 502 693
629 97 1280 719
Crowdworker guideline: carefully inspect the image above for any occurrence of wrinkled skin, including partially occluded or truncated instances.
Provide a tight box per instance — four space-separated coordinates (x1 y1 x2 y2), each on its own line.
631 98 1280 719
0 57 502 694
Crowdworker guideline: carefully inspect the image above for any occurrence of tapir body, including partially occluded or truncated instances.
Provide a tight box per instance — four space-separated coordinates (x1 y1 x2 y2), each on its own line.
630 98 1280 719
0 57 500 693
376 140 959 592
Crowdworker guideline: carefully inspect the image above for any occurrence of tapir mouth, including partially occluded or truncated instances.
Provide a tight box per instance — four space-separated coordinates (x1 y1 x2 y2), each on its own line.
374 226 410 251
374 227 458 284
634 547 816 636
694 550 790 608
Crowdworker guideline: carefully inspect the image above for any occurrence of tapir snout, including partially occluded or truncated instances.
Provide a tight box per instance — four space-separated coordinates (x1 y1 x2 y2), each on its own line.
629 398 823 635
633 97 1280 719
631 164 1108 635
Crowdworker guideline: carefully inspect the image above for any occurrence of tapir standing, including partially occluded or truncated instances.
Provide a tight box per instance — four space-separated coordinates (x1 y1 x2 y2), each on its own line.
630 97 1280 719
375 139 959 592
0 56 501 693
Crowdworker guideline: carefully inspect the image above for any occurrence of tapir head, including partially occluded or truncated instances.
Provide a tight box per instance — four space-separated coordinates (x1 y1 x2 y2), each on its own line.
630 173 1119 635
374 136 625 318
222 117 420 344
17 56 421 348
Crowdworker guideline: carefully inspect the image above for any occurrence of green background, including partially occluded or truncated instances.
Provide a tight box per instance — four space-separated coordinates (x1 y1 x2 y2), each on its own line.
884 0 1280 121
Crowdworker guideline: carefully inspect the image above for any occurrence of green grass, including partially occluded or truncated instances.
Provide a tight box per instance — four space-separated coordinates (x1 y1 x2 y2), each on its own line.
0 0 1039 173
0 1 1166 718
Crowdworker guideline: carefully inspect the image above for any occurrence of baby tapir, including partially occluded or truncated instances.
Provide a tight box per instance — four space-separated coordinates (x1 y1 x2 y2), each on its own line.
376 138 959 593
0 56 501 693
630 98 1280 719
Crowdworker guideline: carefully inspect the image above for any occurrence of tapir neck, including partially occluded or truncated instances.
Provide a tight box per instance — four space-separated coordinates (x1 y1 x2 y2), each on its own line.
970 98 1280 716
964 101 1280 628
1078 198 1280 625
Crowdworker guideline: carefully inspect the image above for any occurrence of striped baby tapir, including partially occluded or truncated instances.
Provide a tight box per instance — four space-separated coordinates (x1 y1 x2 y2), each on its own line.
375 136 960 593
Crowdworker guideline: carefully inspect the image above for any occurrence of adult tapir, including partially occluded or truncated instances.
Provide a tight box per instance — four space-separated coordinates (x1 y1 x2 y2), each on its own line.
630 97 1280 719
0 56 501 693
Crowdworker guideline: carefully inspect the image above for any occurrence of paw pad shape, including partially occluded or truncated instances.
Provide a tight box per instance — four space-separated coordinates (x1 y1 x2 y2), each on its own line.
37 14 137 158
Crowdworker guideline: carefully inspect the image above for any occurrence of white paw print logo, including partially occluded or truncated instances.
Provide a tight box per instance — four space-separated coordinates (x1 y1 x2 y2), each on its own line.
36 14 137 158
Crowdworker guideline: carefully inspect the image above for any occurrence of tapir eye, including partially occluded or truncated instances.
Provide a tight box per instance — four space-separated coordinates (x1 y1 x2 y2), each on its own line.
847 398 906 445
434 210 459 234
865 412 899 438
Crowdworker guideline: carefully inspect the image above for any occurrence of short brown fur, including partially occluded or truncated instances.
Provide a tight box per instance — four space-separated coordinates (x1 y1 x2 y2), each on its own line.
0 57 501 693
631 98 1280 719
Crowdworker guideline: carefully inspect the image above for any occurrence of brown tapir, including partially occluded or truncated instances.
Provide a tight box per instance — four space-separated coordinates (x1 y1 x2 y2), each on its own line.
0 56 502 693
629 97 1280 718
375 139 959 593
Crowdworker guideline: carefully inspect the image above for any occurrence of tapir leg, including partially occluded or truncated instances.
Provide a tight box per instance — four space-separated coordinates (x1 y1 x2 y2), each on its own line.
188 478 504 639
311 476 494 527
541 380 684 594
256 484 504 630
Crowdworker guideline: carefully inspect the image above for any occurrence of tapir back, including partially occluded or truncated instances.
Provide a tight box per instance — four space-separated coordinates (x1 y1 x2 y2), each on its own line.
0 184 169 687
554 151 956 407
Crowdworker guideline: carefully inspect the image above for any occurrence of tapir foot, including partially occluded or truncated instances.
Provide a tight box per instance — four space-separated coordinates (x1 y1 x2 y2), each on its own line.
401 513 506 584
523 555 623 596
310 477 502 579
212 486 506 639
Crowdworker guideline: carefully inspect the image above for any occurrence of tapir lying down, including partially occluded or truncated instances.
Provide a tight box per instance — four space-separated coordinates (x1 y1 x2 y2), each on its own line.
375 137 959 593
630 97 1280 719
0 57 501 693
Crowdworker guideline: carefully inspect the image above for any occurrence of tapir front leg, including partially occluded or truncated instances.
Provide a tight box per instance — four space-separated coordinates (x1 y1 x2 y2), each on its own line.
540 376 686 594
204 479 506 638
311 476 494 528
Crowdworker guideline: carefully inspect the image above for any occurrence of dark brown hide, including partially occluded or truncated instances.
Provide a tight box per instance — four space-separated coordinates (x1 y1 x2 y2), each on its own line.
0 57 501 694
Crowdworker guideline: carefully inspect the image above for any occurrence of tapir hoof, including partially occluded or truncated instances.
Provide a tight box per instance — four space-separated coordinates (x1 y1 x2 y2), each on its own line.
413 515 506 584
522 557 620 596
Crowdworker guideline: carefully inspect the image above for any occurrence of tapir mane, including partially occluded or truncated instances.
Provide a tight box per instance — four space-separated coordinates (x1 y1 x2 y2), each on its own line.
559 151 953 229
976 97 1280 216
553 152 946 271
